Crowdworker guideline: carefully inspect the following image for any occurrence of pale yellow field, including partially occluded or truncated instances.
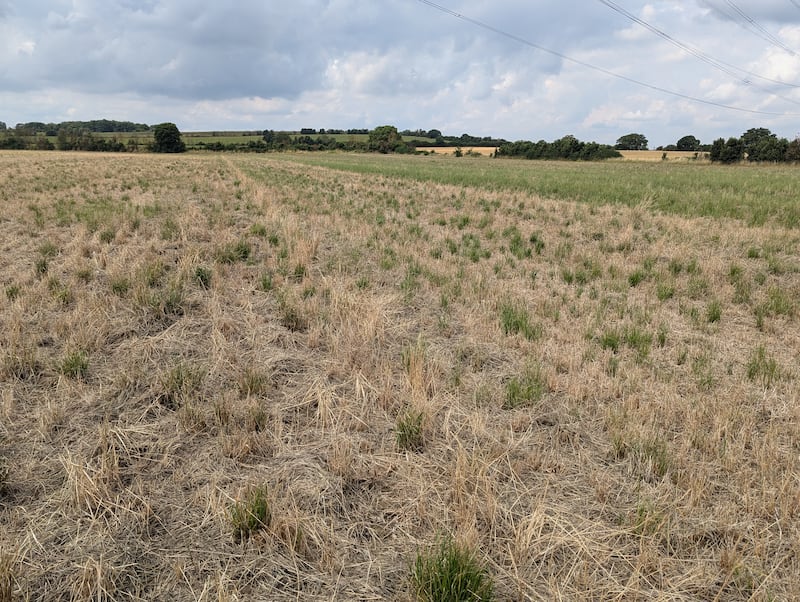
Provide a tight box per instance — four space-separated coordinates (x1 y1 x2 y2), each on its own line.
422 146 497 156
618 150 710 162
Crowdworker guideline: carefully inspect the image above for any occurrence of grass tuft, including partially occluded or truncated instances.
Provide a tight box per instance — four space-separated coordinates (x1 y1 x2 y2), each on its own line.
60 350 88 379
499 301 541 340
411 537 493 602
230 485 271 542
505 364 546 409
396 410 425 452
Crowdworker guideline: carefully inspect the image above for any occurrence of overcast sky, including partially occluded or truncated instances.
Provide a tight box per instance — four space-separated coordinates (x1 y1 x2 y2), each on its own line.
3 1 800 146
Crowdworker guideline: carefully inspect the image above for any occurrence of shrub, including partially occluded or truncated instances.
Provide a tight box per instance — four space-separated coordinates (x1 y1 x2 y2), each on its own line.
411 537 493 602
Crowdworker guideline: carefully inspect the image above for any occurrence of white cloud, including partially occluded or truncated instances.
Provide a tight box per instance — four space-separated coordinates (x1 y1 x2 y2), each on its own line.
2 1 800 145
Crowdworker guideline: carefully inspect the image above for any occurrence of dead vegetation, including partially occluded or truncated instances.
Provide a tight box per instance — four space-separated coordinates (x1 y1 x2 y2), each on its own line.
0 150 799 600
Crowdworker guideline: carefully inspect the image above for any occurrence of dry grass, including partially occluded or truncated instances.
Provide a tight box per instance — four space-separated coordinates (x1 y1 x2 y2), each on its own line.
1 150 799 600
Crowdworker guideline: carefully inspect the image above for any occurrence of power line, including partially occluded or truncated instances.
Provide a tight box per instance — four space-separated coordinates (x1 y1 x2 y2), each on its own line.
414 0 800 117
598 0 800 90
724 0 797 55
703 0 798 56
790 0 800 12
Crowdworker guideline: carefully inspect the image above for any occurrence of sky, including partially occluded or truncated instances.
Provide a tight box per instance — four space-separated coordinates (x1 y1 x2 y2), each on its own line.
3 1 800 147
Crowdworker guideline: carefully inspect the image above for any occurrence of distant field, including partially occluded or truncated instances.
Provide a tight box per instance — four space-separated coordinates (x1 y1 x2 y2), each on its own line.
618 150 710 162
422 146 497 156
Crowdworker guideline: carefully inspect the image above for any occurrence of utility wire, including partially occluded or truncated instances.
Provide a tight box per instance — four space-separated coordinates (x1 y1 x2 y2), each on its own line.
724 0 797 55
704 0 798 56
598 0 800 90
415 0 800 116
790 0 800 12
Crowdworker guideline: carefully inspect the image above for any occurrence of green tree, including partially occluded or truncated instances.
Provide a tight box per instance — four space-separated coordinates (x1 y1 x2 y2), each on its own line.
676 135 701 151
615 133 648 151
0 121 6 131
786 137 800 162
152 122 186 153
718 137 744 164
740 128 788 162
368 125 408 153
751 136 788 162
709 138 724 162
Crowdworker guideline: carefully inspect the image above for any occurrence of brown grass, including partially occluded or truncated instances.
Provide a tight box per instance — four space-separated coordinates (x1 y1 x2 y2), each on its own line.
1 150 798 600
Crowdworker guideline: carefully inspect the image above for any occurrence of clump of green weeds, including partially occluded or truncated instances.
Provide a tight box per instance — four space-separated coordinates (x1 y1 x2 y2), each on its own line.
110 276 130 296
230 485 271 542
193 266 212 289
746 345 780 388
216 239 251 263
499 301 541 340
396 410 425 452
99 228 116 244
706 299 722 323
60 350 88 379
5 285 21 301
505 365 546 409
276 292 308 332
239 367 271 397
34 257 48 277
411 537 493 602
631 499 667 536
249 223 268 237
258 271 274 292
612 434 670 481
159 362 204 410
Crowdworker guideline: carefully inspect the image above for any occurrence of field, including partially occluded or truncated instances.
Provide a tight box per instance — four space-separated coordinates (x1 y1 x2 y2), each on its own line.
617 150 709 162
422 147 498 156
1 150 799 600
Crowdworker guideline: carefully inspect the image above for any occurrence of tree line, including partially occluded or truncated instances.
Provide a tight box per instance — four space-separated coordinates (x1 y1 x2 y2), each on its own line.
614 129 800 163
496 135 621 161
4 119 800 163
0 121 184 153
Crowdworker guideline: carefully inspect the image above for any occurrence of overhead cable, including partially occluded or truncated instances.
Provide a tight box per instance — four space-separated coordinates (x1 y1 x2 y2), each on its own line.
724 0 797 55
598 0 800 90
414 0 800 116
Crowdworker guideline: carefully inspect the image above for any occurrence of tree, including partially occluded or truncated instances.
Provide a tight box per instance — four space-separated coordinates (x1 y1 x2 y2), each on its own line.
615 133 648 151
718 137 744 164
786 137 800 162
0 121 6 131
368 125 408 153
152 122 186 153
751 136 788 162
709 138 725 162
739 128 789 162
676 135 701 151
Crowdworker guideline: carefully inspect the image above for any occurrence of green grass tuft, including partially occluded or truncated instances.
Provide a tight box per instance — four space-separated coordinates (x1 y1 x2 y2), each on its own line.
411 537 493 602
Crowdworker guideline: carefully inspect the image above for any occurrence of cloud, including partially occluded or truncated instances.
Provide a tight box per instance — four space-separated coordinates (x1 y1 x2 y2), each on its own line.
2 1 800 145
